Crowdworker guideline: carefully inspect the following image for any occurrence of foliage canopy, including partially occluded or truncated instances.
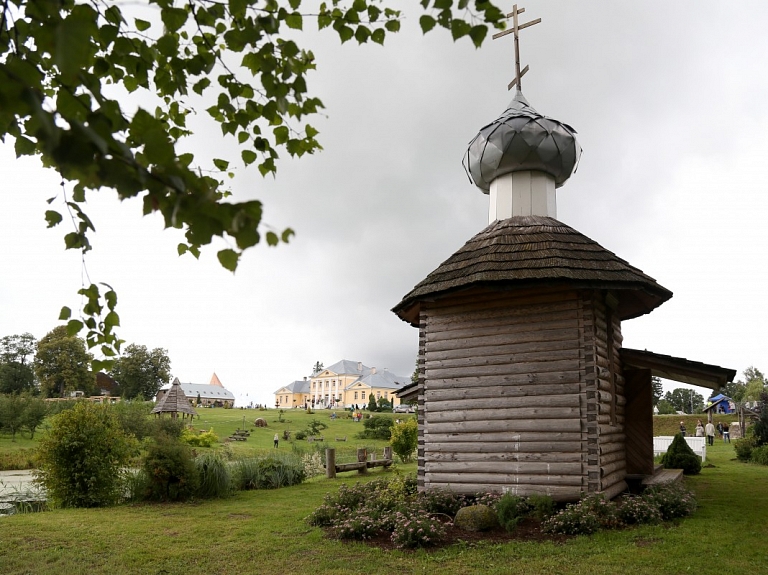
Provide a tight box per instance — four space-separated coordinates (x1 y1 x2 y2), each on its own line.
0 0 505 365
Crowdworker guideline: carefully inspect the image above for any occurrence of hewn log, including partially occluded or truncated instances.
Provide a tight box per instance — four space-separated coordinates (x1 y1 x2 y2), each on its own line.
425 348 580 371
427 300 580 331
600 480 628 500
425 383 582 402
425 419 582 434
425 311 581 343
601 469 626 490
427 372 582 389
426 359 582 379
425 328 581 353
426 431 583 443
357 448 367 475
600 451 625 465
600 460 626 477
425 472 584 486
335 462 366 473
427 394 580 412
425 460 583 475
427 338 581 364
599 442 624 455
426 406 580 423
427 288 578 314
426 450 583 463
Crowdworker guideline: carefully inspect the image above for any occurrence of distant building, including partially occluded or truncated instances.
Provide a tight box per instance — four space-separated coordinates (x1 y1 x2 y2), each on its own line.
156 372 235 408
274 359 408 408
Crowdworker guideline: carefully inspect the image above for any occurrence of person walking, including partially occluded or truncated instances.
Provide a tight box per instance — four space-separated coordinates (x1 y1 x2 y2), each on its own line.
680 421 687 437
723 422 731 443
695 420 705 437
705 420 716 446
273 433 279 448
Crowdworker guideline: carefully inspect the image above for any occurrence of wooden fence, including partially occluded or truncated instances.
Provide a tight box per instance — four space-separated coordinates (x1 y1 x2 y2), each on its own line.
325 447 393 478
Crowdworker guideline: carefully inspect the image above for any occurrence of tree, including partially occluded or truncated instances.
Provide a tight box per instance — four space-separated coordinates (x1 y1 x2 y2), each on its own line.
0 0 505 365
377 395 391 411
656 399 676 415
651 376 663 407
312 361 324 375
743 366 766 402
35 402 137 507
21 395 49 438
0 361 35 394
367 393 378 412
722 380 746 403
390 418 418 463
34 326 95 397
0 333 37 394
411 358 419 385
109 344 171 400
0 393 26 440
664 388 705 414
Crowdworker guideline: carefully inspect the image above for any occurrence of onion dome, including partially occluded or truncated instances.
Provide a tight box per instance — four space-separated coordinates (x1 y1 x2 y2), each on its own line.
464 91 582 192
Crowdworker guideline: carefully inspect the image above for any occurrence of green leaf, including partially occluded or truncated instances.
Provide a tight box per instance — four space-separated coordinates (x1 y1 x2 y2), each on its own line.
289 0 301 9
286 13 303 30
135 18 151 32
355 25 370 43
419 15 437 33
384 20 400 32
177 243 188 256
469 25 487 48
14 136 36 156
217 249 239 271
104 311 120 328
281 228 295 243
266 231 279 246
45 210 63 228
59 306 72 320
66 320 84 337
161 7 188 32
337 25 354 43
273 126 289 145
450 19 471 40
242 150 257 165
213 158 230 170
371 28 386 44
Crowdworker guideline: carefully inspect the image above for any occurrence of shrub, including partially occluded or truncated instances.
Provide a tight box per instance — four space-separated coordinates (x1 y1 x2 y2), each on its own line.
35 402 137 507
111 400 153 440
660 433 701 475
642 483 697 520
295 430 307 440
496 494 531 531
182 427 219 447
152 417 185 439
301 451 325 478
418 488 470 517
579 494 622 529
390 418 418 463
734 436 757 462
618 496 663 525
541 498 602 536
454 504 498 532
232 454 306 490
356 415 394 440
527 494 556 520
195 452 232 498
391 509 448 549
141 433 199 501
750 444 768 465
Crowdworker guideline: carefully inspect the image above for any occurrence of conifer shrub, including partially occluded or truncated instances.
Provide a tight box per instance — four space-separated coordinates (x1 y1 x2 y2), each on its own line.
660 433 702 475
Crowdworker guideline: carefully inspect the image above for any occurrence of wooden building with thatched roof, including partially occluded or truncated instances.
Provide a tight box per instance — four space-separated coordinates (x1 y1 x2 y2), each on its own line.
393 6 734 501
151 379 197 419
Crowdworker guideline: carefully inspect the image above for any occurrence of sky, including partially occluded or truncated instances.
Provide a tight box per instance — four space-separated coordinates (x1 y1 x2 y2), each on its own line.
1 1 766 406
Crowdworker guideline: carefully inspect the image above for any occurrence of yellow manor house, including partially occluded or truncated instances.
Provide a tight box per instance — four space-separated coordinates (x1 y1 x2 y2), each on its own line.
274 359 409 409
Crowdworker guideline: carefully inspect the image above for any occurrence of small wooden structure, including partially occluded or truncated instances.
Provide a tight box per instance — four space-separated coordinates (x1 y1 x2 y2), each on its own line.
151 379 197 420
325 447 393 478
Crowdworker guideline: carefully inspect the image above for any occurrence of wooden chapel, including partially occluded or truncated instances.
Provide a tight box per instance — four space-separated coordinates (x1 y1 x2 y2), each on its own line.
392 5 735 501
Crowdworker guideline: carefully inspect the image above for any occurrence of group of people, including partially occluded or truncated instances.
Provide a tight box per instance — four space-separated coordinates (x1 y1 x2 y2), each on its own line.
685 419 730 445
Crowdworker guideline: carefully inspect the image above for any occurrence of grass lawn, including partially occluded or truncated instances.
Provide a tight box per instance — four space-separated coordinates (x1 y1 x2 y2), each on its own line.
1 435 768 574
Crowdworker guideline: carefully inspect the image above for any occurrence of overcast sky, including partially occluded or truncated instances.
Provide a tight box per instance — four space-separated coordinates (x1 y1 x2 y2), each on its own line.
1 1 766 406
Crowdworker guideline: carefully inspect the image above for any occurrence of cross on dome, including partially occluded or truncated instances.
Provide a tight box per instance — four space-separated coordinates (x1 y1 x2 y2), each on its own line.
492 4 541 92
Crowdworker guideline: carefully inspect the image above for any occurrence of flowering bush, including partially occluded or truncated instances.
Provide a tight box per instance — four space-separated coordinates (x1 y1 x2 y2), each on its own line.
642 483 697 520
418 488 471 517
618 496 663 525
390 510 448 549
496 494 531 531
541 499 602 536
301 451 325 478
578 494 622 529
329 511 383 540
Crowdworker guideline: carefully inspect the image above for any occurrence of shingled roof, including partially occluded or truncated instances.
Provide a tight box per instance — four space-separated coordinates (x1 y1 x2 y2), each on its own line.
393 215 672 325
151 379 197 418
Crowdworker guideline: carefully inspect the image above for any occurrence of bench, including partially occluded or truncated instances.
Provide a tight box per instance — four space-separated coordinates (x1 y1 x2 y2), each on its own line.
335 437 346 442
653 436 706 462
307 436 325 442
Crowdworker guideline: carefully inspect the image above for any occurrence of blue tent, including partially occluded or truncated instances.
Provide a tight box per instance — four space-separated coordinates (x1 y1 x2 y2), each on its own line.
705 394 735 414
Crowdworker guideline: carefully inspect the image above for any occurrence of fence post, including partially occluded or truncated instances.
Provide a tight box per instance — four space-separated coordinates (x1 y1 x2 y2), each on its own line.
357 448 367 474
326 448 336 479
383 446 393 461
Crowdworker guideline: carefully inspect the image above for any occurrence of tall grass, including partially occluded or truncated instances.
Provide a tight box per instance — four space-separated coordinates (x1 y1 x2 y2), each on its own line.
232 453 306 490
195 453 232 498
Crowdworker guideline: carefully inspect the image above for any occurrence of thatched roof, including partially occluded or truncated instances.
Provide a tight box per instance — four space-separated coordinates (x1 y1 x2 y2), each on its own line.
393 216 672 325
151 379 197 417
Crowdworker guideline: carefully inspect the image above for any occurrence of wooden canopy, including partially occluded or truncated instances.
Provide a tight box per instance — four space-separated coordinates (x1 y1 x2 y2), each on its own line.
392 216 673 326
151 379 197 418
620 348 736 390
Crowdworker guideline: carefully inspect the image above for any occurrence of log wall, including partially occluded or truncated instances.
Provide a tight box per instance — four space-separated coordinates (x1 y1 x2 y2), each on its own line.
417 287 629 501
